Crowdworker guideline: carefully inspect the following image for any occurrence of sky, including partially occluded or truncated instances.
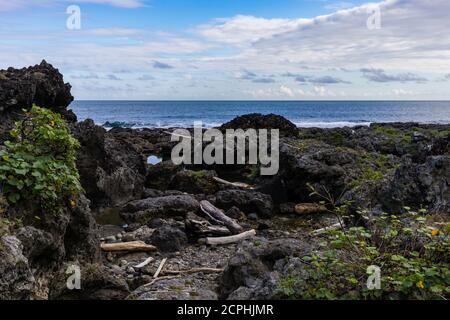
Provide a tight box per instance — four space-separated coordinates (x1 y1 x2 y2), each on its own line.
1 0 450 100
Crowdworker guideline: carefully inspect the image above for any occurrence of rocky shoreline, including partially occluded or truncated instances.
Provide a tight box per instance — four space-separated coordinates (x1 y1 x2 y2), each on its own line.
1 62 449 300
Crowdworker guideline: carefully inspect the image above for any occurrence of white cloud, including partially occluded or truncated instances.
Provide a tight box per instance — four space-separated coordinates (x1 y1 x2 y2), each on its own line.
196 15 311 44
392 88 413 96
279 85 294 97
243 85 343 99
244 86 298 99
313 86 337 97
195 0 450 73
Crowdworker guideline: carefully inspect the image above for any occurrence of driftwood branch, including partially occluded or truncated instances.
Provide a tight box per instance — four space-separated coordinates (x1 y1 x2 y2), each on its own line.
213 177 254 190
101 241 157 252
185 212 231 237
153 258 168 279
200 200 243 234
204 229 256 245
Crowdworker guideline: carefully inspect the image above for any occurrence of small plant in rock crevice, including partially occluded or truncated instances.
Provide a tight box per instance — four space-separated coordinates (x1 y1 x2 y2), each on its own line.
0 105 82 215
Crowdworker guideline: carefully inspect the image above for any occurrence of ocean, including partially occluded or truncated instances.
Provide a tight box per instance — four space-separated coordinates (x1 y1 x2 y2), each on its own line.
70 100 450 129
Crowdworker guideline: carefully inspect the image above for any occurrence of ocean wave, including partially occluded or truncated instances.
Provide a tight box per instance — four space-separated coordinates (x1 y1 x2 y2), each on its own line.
292 121 372 128
102 120 224 129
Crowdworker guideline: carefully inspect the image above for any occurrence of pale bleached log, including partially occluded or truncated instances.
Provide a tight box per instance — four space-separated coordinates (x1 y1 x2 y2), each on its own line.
212 177 254 190
134 257 154 269
101 241 157 252
311 223 342 236
205 229 256 246
200 200 243 234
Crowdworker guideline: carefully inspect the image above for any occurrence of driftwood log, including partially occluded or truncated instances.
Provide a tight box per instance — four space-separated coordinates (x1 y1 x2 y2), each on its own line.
134 257 154 269
101 241 157 252
200 200 243 234
204 229 256 245
185 212 231 237
212 177 254 190
295 203 328 215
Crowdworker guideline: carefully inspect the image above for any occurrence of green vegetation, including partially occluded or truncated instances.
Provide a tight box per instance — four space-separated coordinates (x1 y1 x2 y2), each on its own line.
371 125 413 152
287 138 320 153
276 208 450 300
412 126 450 140
304 146 395 190
349 151 394 188
0 105 82 215
299 130 346 147
372 125 404 139
371 124 450 145
190 170 209 179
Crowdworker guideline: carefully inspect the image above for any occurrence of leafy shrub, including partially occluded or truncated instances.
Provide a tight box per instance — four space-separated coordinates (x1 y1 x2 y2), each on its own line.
276 209 450 300
0 105 82 214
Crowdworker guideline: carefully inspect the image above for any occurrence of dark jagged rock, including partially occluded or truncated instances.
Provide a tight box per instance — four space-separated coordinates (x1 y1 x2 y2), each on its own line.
121 195 200 224
141 188 184 199
71 119 107 205
146 161 182 190
108 127 174 157
279 139 357 201
63 195 101 261
215 190 274 218
71 119 147 208
278 136 401 203
168 170 219 194
254 176 289 204
348 155 450 214
0 60 75 143
49 263 130 300
6 194 100 272
149 225 188 252
341 154 450 215
0 236 35 300
220 113 298 137
219 238 311 299
0 60 75 121
15 227 55 267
